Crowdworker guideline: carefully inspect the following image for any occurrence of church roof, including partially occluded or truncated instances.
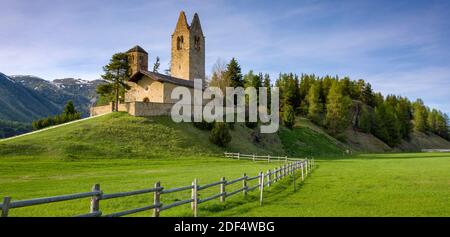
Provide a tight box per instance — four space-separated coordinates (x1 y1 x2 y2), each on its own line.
127 45 148 54
129 70 195 88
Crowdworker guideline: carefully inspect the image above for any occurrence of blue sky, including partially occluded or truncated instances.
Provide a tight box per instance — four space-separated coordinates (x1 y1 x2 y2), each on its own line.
1 0 449 113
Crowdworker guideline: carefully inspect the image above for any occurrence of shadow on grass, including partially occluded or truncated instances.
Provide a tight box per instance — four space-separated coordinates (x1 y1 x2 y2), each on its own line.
198 170 316 216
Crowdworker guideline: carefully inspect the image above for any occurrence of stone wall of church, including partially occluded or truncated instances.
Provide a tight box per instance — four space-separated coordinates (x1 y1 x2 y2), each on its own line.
125 77 164 103
129 102 173 116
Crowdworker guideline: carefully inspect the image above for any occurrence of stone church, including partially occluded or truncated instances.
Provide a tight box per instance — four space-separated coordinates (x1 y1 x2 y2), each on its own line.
90 11 205 116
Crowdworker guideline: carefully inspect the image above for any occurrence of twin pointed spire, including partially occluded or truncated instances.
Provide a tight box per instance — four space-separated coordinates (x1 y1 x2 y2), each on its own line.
175 11 203 33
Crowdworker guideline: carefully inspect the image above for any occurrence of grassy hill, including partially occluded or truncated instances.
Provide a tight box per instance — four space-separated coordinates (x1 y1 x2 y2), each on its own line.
1 112 449 217
0 112 344 216
0 112 344 160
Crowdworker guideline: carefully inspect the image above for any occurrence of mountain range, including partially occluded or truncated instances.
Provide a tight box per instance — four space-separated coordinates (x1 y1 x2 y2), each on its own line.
0 72 104 137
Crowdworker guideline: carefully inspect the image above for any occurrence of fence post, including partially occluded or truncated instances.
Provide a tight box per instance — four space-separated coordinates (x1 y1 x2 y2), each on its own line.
259 171 264 206
192 179 198 217
90 184 101 214
293 166 296 192
258 171 262 191
267 170 271 187
268 155 270 163
253 154 255 162
237 153 240 160
153 182 161 217
301 162 304 181
243 173 248 196
306 159 309 175
1 197 11 217
220 177 226 203
285 156 288 163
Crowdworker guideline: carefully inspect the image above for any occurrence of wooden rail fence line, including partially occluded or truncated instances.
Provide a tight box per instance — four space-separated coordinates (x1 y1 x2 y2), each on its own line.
224 152 308 162
0 156 315 217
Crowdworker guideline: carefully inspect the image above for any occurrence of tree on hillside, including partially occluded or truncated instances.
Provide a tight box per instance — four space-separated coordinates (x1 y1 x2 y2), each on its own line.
224 58 243 88
153 56 161 73
276 73 301 112
209 122 232 147
299 74 315 114
63 100 77 116
325 81 351 135
319 75 335 103
282 104 295 129
413 99 428 132
384 103 401 146
358 106 374 133
427 109 438 133
436 112 450 140
396 97 413 139
307 82 322 125
263 73 271 109
209 58 229 92
99 52 131 111
373 104 390 144
243 71 263 89
361 83 375 107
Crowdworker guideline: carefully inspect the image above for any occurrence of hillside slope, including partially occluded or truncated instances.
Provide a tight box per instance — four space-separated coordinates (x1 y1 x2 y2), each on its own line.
0 113 344 160
0 73 61 122
10 75 104 117
398 131 450 151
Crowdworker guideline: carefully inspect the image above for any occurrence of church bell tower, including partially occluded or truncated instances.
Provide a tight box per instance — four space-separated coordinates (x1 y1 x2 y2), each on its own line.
170 11 205 81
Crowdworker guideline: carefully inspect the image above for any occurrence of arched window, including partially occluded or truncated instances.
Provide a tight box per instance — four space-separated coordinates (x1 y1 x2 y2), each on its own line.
177 36 184 50
194 36 201 51
143 97 150 103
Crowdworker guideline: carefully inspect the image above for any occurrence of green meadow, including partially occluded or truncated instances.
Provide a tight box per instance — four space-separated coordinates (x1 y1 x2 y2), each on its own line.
0 113 448 216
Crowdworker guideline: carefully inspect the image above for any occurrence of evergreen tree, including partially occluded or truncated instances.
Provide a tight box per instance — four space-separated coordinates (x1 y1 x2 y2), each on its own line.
413 99 428 132
358 106 374 133
373 104 390 144
307 83 322 124
209 122 232 147
283 104 295 129
435 112 450 140
100 52 131 111
396 97 413 139
384 102 401 146
325 81 352 135
263 74 271 110
63 100 77 115
153 56 161 72
276 73 301 112
224 58 243 88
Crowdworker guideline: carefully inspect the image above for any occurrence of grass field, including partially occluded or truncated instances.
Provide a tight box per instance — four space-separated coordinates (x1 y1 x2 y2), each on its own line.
213 153 450 217
1 152 448 217
0 113 449 216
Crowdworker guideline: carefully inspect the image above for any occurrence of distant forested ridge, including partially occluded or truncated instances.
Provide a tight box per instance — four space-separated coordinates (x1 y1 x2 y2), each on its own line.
273 73 450 146
210 58 450 147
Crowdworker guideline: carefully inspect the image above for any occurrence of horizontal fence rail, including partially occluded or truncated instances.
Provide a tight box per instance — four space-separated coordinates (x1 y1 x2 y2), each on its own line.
1 155 316 217
224 152 306 162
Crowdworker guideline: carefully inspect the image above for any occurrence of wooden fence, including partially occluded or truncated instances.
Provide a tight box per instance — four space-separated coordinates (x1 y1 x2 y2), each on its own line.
0 157 315 217
224 152 306 162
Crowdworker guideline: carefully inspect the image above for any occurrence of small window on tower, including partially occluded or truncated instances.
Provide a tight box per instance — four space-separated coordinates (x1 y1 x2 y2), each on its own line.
194 36 201 51
177 36 184 50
